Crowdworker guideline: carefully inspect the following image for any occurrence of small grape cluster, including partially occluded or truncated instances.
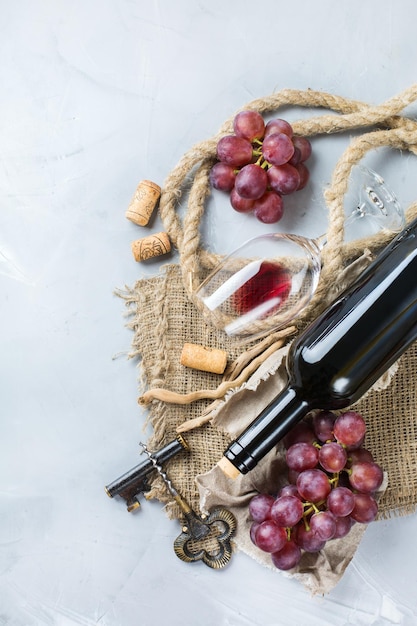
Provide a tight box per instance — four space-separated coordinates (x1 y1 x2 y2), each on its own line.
210 110 312 224
249 410 383 571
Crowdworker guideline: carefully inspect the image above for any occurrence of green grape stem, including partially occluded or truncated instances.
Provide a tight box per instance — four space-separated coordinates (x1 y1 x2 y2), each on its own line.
252 140 271 170
329 474 340 487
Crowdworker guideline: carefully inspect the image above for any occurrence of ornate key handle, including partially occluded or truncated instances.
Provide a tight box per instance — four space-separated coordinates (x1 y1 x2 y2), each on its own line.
173 505 237 569
140 443 237 569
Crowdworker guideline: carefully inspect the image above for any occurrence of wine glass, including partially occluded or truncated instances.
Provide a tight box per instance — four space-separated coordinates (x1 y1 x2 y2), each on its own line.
195 166 405 339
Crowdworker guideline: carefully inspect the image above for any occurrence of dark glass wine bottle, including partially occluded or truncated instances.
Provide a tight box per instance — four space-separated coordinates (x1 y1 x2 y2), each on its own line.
219 216 417 477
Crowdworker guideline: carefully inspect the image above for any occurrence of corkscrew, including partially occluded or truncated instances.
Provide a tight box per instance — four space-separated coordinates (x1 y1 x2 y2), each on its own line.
105 435 189 511
139 443 237 569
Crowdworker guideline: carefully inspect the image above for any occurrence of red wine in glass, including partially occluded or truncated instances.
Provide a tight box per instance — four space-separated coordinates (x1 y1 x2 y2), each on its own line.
232 261 292 315
195 166 404 340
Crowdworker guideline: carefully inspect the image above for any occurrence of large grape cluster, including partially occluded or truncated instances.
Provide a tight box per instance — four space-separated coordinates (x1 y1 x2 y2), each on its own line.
249 410 383 571
210 110 312 224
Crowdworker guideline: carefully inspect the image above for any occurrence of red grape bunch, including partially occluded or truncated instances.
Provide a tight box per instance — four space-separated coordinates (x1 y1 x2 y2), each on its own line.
210 110 312 224
248 410 384 571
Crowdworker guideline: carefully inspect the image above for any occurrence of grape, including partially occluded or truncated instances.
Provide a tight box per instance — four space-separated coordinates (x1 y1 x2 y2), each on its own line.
283 420 316 449
254 520 287 553
270 495 304 527
249 521 260 545
334 411 366 448
253 191 284 224
233 110 265 141
235 164 268 199
288 468 300 485
230 188 255 213
246 411 383 568
271 540 302 570
349 461 383 493
249 493 275 523
295 523 326 553
309 511 336 541
333 515 354 538
267 164 301 195
350 493 378 523
278 484 301 499
216 135 253 167
211 117 314 225
264 118 293 138
209 162 236 191
327 486 355 517
292 136 312 162
312 410 336 443
348 447 374 465
345 436 365 452
297 469 331 502
261 132 295 166
318 442 347 473
295 162 310 190
286 442 319 472
288 147 301 166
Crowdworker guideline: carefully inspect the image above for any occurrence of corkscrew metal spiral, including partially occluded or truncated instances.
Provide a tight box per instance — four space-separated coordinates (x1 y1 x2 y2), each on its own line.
105 435 188 511
139 442 177 497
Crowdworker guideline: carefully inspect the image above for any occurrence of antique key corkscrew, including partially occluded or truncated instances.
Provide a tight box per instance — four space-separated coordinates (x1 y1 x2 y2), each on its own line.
105 435 189 511
140 443 237 569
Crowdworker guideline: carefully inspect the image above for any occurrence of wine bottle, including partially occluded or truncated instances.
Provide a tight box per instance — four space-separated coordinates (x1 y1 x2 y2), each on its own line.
218 216 417 478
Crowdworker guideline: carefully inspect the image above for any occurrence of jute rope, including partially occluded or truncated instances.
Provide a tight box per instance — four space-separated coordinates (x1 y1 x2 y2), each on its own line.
160 86 417 289
139 86 417 410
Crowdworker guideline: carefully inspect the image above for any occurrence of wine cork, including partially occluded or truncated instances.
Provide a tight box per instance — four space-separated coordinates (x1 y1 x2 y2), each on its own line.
180 342 228 375
131 231 171 262
217 456 241 479
126 180 161 226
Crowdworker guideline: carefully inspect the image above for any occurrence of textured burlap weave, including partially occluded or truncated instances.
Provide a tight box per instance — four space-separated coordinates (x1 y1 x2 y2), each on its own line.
124 263 417 518
121 86 417 592
122 263 417 593
122 264 240 514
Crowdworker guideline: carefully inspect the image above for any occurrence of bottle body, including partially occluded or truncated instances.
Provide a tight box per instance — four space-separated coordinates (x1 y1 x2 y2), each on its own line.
221 217 417 475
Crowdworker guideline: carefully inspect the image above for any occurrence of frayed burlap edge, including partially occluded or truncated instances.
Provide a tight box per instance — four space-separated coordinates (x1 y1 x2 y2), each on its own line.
117 86 417 592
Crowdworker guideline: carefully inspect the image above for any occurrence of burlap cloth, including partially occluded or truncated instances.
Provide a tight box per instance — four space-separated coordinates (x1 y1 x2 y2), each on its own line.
120 87 417 594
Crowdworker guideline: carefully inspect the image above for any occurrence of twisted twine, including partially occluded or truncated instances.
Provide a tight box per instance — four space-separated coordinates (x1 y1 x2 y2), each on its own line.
140 86 417 413
159 86 417 338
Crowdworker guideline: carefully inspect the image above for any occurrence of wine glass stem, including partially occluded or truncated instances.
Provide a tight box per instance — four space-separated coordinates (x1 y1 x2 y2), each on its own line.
313 206 363 252
314 233 328 251
344 206 364 227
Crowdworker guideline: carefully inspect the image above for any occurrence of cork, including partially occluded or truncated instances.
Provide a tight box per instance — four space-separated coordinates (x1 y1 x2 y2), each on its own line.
180 342 228 375
217 456 241 479
131 231 171 262
126 180 161 226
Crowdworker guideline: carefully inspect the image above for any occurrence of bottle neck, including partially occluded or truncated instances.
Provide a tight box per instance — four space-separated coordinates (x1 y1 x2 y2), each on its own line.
222 386 310 474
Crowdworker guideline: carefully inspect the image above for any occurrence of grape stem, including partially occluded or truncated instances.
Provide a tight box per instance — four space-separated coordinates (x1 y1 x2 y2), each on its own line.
329 474 340 487
302 498 325 527
253 153 271 170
